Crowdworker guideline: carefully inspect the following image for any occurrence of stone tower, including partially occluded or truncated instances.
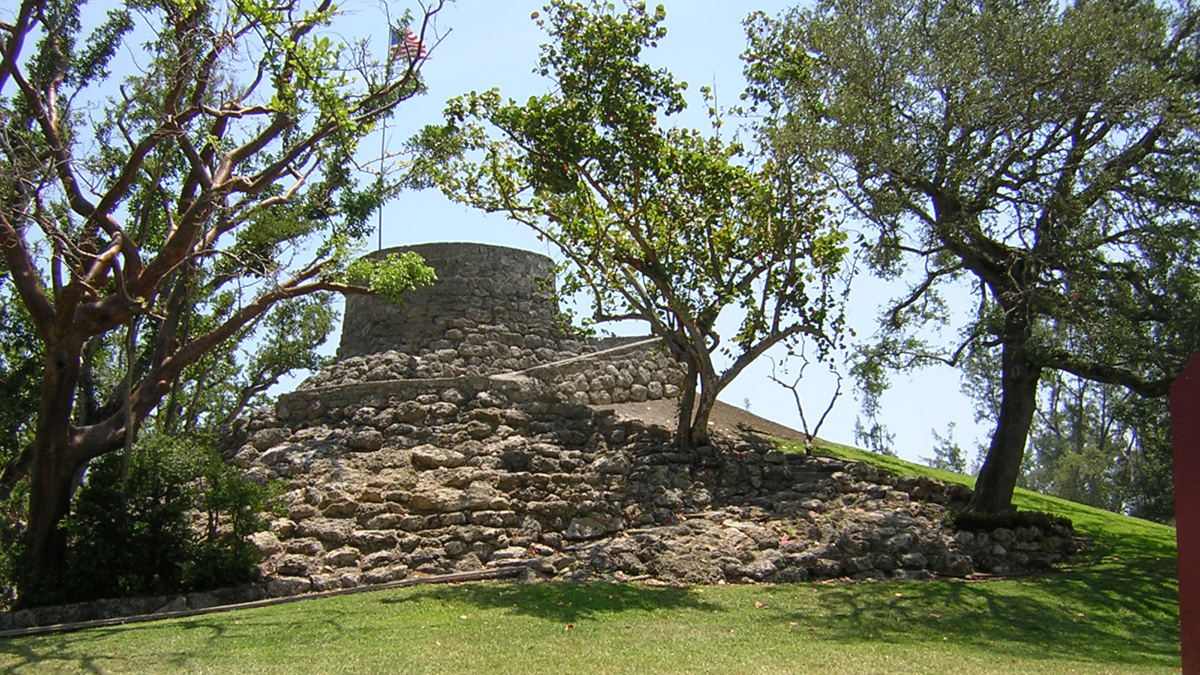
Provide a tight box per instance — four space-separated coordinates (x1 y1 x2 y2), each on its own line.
338 243 568 363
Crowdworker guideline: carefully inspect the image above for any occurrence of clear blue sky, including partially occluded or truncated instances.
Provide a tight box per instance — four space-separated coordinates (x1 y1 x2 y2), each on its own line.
298 0 991 465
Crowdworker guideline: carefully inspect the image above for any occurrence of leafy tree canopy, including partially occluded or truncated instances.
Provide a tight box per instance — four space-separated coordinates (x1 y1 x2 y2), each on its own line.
411 0 850 448
748 0 1200 512
0 0 443 604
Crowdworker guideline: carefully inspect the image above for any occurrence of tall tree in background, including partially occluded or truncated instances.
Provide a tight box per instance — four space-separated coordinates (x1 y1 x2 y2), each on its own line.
0 0 441 604
411 0 849 450
748 0 1200 512
1024 373 1138 513
965 345 1178 522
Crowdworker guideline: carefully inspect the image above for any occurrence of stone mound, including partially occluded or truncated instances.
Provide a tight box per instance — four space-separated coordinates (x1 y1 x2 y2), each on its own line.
233 243 1081 594
0 243 1084 632
224 384 1080 597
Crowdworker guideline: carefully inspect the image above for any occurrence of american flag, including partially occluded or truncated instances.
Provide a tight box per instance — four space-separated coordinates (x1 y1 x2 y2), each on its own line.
390 28 426 63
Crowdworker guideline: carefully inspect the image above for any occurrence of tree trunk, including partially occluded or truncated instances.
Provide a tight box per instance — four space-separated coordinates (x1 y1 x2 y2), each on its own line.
970 333 1043 514
689 382 717 448
18 441 79 607
676 367 698 451
16 340 88 607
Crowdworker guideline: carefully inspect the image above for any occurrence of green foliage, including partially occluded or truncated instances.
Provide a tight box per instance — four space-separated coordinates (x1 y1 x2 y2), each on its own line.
0 0 445 600
924 423 968 475
183 446 269 592
63 451 196 603
0 287 40 466
1022 374 1176 523
346 251 438 302
0 485 29 608
159 294 341 436
853 417 896 457
1119 397 1175 523
59 433 273 604
753 0 1200 511
411 0 848 446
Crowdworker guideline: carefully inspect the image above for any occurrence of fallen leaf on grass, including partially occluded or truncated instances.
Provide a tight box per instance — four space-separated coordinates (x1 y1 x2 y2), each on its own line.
754 601 770 609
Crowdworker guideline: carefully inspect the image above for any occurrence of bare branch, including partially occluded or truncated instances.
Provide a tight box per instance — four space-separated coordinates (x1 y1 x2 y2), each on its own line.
768 354 844 455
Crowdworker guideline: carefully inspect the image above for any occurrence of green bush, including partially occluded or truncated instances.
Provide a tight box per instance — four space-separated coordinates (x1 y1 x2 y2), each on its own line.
184 448 273 591
0 484 28 607
60 434 273 603
64 449 195 601
182 537 260 591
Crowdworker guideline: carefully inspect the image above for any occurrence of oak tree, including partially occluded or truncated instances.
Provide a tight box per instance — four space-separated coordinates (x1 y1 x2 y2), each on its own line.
0 0 440 603
749 0 1200 512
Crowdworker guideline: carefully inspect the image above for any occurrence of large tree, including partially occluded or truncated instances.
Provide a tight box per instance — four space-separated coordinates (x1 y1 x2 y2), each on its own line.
748 0 1200 512
964 339 1178 522
0 0 440 604
411 0 848 449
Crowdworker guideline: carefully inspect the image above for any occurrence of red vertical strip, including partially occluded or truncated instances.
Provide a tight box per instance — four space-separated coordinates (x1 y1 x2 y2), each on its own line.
1170 350 1200 673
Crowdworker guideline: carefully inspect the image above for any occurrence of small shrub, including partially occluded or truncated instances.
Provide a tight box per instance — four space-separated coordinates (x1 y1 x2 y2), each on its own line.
185 446 275 592
64 448 195 601
60 433 272 603
182 536 259 590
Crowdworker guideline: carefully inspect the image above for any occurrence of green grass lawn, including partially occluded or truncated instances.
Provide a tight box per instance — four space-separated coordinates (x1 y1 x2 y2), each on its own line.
0 443 1180 674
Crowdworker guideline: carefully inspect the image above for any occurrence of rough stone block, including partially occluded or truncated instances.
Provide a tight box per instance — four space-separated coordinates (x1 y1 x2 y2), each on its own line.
411 445 467 470
267 577 312 597
248 532 283 560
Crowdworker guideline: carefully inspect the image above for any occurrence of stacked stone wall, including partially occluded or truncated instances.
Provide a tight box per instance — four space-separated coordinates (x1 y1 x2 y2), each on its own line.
244 242 1079 595
0 386 1082 632
223 378 1080 599
297 338 686 405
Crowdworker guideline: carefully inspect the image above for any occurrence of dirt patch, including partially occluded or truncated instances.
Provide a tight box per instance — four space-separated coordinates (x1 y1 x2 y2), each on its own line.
592 399 808 442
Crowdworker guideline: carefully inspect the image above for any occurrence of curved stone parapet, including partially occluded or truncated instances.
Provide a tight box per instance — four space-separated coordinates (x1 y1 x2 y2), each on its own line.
337 243 565 360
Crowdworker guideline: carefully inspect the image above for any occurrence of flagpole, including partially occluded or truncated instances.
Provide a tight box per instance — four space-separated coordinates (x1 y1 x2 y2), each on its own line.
378 115 385 252
379 25 394 252
378 26 422 252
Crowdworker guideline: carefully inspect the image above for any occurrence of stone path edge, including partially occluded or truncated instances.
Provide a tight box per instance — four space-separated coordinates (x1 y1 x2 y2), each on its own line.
0 563 532 640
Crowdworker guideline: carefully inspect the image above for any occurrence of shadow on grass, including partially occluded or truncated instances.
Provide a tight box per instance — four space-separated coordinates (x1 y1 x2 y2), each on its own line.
0 629 127 672
0 605 353 674
787 565 1179 668
385 580 721 624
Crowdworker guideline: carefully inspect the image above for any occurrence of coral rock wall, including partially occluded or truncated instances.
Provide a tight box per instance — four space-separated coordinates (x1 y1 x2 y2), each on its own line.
216 243 1075 596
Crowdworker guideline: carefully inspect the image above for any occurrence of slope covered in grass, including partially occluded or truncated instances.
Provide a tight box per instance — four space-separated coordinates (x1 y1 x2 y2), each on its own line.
809 439 1177 571
0 441 1180 674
